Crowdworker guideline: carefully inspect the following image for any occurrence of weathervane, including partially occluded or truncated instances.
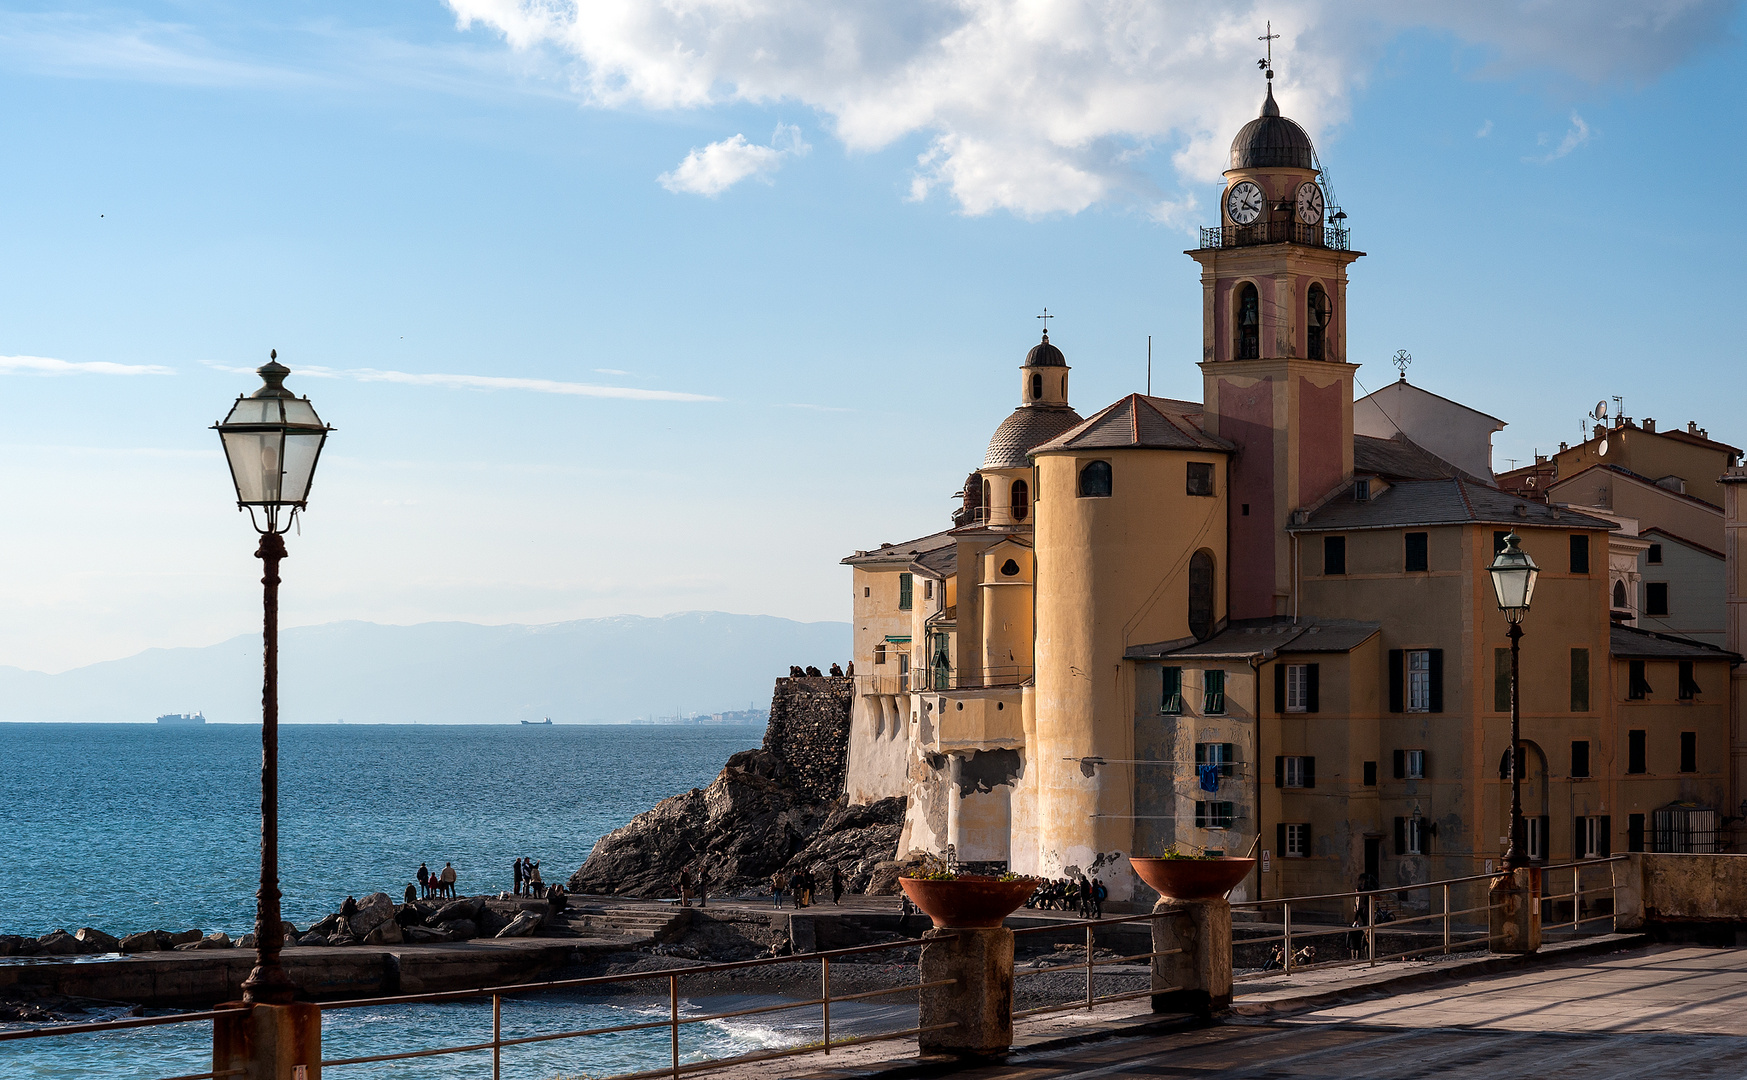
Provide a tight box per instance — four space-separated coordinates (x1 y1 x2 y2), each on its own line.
1258 21 1280 82
1392 349 1412 381
1037 308 1054 337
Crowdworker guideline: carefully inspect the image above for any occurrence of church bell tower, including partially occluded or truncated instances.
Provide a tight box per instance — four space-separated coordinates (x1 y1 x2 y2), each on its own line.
1189 67 1364 618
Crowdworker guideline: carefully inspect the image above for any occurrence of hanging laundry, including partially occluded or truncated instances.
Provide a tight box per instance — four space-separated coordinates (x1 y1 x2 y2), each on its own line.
1198 763 1221 793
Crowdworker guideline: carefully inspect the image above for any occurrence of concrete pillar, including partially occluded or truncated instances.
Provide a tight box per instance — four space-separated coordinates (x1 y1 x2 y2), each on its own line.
1150 898 1232 1018
214 1002 321 1080
1488 868 1541 954
1612 852 1645 931
919 927 1012 1056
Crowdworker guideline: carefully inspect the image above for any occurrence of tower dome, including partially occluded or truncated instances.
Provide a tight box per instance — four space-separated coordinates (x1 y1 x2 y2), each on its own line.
1024 331 1066 368
1229 84 1315 171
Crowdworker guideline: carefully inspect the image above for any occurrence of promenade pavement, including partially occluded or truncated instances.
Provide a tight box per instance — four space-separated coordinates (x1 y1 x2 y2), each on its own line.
751 944 1747 1080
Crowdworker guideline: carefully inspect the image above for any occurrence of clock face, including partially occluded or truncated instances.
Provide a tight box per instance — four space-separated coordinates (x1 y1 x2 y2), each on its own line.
1295 182 1324 225
1226 181 1264 225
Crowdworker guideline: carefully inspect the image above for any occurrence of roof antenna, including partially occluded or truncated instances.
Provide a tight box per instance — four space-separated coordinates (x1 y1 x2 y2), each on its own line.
1392 349 1412 382
1146 335 1152 397
1037 307 1053 341
1258 21 1279 82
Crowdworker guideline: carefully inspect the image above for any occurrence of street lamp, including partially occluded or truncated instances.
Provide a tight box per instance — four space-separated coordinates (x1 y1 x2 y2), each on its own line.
1488 531 1539 871
214 352 332 1004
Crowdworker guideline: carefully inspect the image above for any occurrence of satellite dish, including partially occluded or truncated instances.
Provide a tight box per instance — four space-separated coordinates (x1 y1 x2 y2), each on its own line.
1598 439 1610 457
1525 476 1537 488
1594 401 1609 420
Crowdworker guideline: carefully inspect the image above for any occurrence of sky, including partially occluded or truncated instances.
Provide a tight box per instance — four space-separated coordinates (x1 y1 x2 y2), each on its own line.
0 0 1742 673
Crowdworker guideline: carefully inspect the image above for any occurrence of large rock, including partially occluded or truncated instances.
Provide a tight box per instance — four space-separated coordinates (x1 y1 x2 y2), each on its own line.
363 919 404 945
309 914 341 937
167 929 204 946
175 933 234 951
431 897 485 926
120 931 168 953
350 893 396 936
404 926 453 944
74 928 121 953
495 912 542 938
37 930 80 955
437 919 478 941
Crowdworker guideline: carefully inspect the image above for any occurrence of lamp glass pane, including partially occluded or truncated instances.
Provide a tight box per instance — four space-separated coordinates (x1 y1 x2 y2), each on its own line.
223 398 275 424
281 398 321 426
221 429 284 504
279 431 325 503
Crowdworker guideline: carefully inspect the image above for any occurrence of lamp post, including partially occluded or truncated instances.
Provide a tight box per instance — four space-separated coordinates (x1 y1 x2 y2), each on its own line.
1488 531 1539 871
214 352 332 1004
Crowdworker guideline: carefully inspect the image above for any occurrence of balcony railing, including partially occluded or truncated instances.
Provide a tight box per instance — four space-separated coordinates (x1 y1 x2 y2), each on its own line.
1198 222 1350 251
855 666 1033 695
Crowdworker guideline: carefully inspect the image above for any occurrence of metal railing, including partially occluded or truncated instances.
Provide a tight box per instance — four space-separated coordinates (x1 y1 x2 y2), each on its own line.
1229 856 1627 980
315 934 954 1079
0 1007 248 1080
1198 222 1350 251
1010 909 1186 1019
932 666 1033 692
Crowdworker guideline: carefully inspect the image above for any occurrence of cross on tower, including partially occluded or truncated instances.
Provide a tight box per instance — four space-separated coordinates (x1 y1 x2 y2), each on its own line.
1037 308 1054 337
1392 349 1412 381
1258 21 1279 81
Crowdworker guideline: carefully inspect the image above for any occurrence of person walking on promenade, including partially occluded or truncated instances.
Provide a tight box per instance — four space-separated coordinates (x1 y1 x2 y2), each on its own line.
513 857 524 896
678 869 693 907
831 866 844 905
417 863 430 899
771 870 787 908
440 862 457 899
1090 877 1106 919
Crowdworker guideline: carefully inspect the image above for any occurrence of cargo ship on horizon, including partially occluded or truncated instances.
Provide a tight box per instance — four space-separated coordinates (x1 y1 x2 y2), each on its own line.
155 712 206 725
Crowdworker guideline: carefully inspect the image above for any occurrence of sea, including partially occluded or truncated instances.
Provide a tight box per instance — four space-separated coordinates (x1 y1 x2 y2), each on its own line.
0 723 909 1078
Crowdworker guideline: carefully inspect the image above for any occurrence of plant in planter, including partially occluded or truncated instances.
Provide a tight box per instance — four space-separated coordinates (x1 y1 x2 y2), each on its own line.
898 854 1040 929
1130 847 1256 901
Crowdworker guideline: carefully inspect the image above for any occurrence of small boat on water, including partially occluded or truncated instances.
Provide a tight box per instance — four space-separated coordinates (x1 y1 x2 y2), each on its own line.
521 717 553 725
155 712 206 726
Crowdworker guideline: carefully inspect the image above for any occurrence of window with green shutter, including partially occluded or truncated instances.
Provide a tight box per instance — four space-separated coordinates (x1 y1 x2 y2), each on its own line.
1203 669 1226 715
898 572 913 611
1161 667 1183 714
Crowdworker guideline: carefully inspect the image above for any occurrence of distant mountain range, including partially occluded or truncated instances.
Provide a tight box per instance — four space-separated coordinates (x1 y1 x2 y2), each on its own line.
0 613 850 724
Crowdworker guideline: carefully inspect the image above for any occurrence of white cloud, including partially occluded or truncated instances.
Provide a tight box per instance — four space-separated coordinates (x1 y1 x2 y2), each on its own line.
659 123 811 196
0 354 173 376
1476 119 1494 137
447 0 1728 217
1531 112 1591 162
593 368 630 376
345 368 718 402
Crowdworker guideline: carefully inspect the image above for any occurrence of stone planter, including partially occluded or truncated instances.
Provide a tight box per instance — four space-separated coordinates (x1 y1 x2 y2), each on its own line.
899 876 1039 929
1130 857 1256 900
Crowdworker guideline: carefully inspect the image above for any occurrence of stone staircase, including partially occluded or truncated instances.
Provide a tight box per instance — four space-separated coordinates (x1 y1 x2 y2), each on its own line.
558 906 688 944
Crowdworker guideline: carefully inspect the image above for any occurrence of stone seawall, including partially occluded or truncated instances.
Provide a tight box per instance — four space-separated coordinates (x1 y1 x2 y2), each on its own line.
763 676 854 802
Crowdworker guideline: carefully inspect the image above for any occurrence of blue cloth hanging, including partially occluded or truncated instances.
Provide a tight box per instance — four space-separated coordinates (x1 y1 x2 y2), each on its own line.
1198 763 1221 793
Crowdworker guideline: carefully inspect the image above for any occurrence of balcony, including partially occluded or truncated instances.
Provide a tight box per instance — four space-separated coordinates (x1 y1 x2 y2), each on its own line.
1198 222 1350 251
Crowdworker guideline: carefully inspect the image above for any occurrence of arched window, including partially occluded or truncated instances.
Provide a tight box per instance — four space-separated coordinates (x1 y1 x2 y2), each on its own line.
1237 283 1260 360
1078 460 1113 498
1011 479 1030 521
1307 284 1329 360
1031 372 1043 400
1613 581 1628 608
981 478 992 520
1188 550 1215 640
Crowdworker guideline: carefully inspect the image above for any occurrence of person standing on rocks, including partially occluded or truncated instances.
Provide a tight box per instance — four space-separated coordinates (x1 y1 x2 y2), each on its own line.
440 862 457 899
417 863 430 899
513 857 524 896
528 861 543 897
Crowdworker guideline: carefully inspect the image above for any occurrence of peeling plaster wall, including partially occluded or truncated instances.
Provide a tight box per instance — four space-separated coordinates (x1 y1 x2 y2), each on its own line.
844 690 910 804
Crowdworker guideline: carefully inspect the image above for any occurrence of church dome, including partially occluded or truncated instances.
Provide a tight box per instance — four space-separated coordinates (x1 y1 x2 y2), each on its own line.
1229 85 1315 171
982 405 1083 470
1024 332 1066 368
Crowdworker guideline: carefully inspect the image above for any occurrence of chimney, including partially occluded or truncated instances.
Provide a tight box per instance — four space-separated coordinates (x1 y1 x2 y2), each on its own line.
1643 418 1655 433
1689 421 1700 434
1535 453 1547 464
1559 441 1569 452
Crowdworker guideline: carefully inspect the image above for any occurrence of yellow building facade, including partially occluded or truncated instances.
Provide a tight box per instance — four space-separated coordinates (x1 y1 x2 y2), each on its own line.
841 81 1741 903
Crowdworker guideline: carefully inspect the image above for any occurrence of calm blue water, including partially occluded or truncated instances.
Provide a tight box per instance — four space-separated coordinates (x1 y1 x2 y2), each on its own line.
0 723 761 937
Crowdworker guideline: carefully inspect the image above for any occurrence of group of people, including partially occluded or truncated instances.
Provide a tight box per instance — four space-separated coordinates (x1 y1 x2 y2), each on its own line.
511 857 545 897
677 867 709 907
1026 875 1107 918
787 662 854 677
415 861 458 900
769 865 844 908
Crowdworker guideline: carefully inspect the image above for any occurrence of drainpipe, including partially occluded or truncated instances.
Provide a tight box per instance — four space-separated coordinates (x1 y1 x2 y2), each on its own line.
946 752 965 856
1247 647 1279 900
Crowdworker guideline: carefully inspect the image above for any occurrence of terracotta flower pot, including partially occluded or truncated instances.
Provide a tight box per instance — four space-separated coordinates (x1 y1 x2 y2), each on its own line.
1130 857 1256 901
898 875 1040 929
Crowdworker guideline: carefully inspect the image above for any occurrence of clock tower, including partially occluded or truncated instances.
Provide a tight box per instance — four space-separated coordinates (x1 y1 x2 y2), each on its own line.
1189 79 1364 618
